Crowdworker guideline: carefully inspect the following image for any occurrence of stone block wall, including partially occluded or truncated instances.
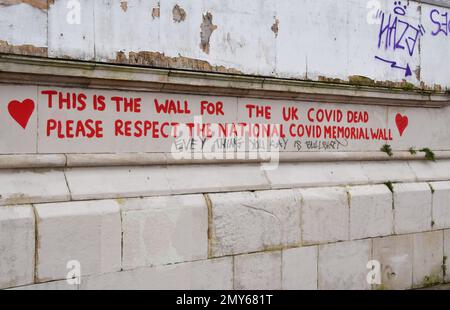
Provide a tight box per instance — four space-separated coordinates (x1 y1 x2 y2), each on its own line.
1 161 450 290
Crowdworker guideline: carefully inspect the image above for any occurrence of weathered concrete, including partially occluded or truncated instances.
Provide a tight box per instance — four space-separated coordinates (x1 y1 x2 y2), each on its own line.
299 187 349 245
348 184 393 240
430 182 450 230
234 251 282 290
318 239 372 290
80 257 233 290
121 195 208 269
209 189 300 257
35 200 122 282
282 246 318 290
412 231 444 288
1 0 450 89
0 205 35 289
373 234 414 290
393 183 432 234
444 230 450 283
0 169 69 206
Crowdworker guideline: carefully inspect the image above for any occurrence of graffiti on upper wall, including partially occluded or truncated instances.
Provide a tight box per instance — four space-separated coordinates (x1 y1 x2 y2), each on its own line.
430 7 450 37
377 2 425 56
373 1 450 79
374 1 425 77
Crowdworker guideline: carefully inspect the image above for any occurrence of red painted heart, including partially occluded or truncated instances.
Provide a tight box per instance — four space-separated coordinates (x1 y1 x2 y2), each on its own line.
8 99 35 129
395 113 408 137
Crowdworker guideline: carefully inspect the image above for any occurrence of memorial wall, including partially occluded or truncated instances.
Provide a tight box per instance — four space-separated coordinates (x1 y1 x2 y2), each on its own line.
1 85 447 155
0 0 450 291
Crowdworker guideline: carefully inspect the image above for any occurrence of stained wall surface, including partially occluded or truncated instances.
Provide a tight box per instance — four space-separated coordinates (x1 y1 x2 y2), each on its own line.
0 0 449 89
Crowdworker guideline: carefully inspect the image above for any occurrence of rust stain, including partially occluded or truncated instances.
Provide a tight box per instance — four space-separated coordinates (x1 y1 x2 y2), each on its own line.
172 4 186 23
120 1 128 12
0 0 54 10
200 12 217 54
115 50 242 74
0 40 47 57
151 2 160 19
271 17 279 37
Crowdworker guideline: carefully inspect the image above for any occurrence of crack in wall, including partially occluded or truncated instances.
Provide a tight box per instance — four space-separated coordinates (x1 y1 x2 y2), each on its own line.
240 203 281 223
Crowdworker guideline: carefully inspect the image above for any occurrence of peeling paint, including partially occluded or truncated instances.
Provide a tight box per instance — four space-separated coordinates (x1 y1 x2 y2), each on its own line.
348 75 375 86
271 17 279 37
0 40 47 57
172 4 186 23
420 81 438 91
0 1 447 91
0 0 53 10
414 66 421 81
120 1 128 12
200 12 217 54
318 75 345 84
151 2 160 19
325 75 433 91
430 84 443 92
115 50 242 74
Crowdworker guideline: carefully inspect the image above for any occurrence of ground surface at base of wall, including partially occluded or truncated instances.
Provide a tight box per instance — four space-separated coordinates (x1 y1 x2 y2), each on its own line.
1 160 450 290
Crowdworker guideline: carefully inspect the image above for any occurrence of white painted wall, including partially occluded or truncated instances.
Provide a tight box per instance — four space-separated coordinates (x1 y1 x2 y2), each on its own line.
0 0 449 88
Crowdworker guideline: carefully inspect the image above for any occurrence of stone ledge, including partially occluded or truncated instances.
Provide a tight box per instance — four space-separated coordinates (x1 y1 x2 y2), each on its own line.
1 161 450 206
0 169 70 206
0 54 448 108
1 151 450 170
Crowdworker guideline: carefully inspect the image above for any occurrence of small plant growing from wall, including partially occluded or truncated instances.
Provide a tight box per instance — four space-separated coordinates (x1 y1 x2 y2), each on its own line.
420 148 436 161
429 183 435 194
402 82 415 91
380 144 393 157
384 181 394 193
409 147 417 155
443 256 448 279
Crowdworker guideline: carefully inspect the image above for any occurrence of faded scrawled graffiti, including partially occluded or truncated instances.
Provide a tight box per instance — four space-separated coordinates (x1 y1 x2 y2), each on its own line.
375 1 425 77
